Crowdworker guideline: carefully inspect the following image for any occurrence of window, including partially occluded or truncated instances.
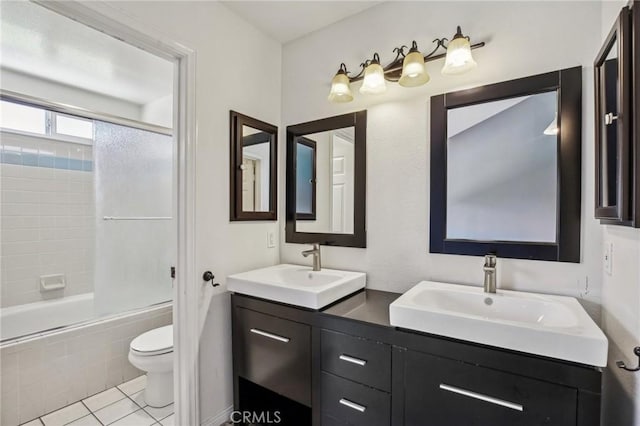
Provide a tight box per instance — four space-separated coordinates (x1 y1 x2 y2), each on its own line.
0 101 46 134
0 99 94 144
54 113 93 140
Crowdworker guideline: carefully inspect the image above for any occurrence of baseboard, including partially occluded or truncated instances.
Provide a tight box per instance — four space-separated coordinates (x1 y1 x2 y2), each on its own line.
201 405 233 426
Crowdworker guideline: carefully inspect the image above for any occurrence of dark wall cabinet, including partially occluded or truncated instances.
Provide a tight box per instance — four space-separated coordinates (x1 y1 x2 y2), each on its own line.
231 294 601 426
595 3 640 226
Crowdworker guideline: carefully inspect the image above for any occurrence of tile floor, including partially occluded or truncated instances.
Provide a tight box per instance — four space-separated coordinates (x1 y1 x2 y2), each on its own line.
19 376 174 426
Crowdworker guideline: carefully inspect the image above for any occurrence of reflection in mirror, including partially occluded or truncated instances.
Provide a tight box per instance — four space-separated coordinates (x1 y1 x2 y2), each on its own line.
241 125 271 212
230 111 277 221
296 127 355 234
446 92 558 242
296 138 316 220
600 38 618 208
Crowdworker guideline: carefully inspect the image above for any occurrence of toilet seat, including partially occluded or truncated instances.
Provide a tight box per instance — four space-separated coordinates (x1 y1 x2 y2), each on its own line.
130 325 173 356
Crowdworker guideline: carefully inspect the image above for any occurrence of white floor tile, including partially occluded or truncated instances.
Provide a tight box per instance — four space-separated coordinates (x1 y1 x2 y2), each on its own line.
82 388 126 412
116 376 146 396
109 409 155 426
143 403 173 421
40 402 89 426
129 391 147 408
93 398 139 425
160 413 174 426
19 419 43 426
65 414 101 426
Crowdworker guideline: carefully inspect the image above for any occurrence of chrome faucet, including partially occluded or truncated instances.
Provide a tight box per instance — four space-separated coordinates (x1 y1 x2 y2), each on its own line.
302 243 321 271
483 254 497 293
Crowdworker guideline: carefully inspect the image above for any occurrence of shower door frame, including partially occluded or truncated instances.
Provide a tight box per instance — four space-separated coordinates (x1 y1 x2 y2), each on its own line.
31 1 200 425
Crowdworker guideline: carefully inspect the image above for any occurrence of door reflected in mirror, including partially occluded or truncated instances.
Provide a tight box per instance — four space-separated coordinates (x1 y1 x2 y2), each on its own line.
295 127 355 234
241 125 272 212
446 91 559 243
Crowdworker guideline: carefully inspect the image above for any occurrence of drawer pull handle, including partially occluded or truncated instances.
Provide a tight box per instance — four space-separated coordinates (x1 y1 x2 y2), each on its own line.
439 384 523 412
339 354 367 366
339 398 366 413
250 328 290 343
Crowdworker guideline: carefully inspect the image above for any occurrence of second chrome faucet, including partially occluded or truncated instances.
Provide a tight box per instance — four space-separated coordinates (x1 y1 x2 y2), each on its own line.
302 243 321 271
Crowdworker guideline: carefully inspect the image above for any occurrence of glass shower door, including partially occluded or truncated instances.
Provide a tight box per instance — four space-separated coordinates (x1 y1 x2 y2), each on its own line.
93 121 174 317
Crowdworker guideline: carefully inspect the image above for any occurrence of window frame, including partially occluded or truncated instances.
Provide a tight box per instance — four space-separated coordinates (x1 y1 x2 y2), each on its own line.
0 99 94 145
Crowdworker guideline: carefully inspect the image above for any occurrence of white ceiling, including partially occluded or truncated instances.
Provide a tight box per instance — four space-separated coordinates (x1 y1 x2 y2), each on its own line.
0 1 173 105
222 1 381 43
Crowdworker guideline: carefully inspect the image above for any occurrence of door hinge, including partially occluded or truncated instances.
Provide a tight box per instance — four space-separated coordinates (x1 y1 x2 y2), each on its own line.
170 266 176 279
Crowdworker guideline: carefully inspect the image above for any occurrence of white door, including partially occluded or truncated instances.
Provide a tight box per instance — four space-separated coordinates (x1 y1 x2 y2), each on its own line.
331 134 354 233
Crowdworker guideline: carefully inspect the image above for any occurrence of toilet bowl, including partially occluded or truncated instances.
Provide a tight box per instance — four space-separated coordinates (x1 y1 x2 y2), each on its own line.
128 325 173 408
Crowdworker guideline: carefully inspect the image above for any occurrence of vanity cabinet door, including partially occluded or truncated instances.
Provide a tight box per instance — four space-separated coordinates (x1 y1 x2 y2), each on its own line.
233 307 311 406
402 350 577 426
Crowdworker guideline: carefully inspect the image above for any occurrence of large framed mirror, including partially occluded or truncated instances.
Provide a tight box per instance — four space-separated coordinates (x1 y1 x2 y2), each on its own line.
430 67 582 262
286 111 366 247
230 111 278 221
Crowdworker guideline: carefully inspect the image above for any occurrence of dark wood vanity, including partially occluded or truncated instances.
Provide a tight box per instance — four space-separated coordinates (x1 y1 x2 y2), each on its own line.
231 290 602 426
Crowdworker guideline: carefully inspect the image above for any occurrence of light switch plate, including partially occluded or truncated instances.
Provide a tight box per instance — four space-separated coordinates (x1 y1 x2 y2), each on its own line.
267 231 276 248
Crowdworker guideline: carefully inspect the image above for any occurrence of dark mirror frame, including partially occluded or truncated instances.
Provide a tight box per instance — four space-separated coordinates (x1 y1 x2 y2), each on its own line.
229 111 278 221
430 67 582 262
594 6 632 224
286 111 367 247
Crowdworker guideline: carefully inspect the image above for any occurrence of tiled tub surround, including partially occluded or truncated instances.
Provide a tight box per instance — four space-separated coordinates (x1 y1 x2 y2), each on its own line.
1 131 95 308
0 303 172 426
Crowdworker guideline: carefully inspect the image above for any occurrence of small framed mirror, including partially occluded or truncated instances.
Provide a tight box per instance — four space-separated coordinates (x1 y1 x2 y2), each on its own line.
230 111 277 221
286 111 366 247
430 67 582 262
594 6 631 224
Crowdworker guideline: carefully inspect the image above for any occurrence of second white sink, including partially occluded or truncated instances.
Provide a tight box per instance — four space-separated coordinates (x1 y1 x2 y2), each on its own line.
390 281 608 367
227 264 366 309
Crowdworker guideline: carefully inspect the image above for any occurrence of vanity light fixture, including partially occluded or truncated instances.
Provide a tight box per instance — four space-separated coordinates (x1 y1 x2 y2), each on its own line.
359 53 387 94
328 26 484 103
327 63 353 103
441 26 478 75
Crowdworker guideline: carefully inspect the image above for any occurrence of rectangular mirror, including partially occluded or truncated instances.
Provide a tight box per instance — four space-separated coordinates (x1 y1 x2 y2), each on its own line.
230 111 277 221
286 111 366 247
430 67 582 262
594 6 631 224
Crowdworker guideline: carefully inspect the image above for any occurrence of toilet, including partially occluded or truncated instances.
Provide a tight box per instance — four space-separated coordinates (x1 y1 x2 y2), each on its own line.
128 325 173 407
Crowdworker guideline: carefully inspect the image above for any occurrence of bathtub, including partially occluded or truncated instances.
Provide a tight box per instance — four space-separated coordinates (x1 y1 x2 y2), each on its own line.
1 293 95 342
0 294 172 426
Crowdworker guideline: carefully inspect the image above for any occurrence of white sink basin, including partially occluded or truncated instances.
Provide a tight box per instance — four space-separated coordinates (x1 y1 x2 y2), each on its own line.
389 281 608 367
227 264 366 309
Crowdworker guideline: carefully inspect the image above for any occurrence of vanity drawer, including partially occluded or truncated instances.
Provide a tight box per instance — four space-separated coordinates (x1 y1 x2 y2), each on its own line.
321 371 390 426
321 329 391 391
234 307 311 406
403 350 578 426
